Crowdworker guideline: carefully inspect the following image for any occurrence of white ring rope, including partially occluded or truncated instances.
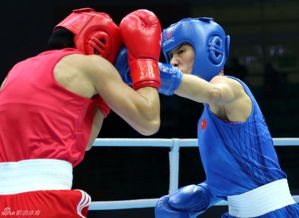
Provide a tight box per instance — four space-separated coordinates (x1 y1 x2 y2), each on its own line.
89 138 299 210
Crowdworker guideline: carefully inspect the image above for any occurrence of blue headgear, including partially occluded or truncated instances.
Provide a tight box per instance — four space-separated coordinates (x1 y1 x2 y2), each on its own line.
162 17 230 81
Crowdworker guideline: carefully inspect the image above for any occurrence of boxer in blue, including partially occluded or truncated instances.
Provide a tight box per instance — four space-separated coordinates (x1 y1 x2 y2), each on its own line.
116 17 299 217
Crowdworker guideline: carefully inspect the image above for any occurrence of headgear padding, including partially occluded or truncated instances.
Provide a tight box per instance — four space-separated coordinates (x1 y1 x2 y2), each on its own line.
55 8 122 63
162 17 230 81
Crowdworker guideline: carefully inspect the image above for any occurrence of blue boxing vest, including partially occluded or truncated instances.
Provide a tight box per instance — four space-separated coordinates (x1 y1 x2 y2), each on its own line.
197 76 286 197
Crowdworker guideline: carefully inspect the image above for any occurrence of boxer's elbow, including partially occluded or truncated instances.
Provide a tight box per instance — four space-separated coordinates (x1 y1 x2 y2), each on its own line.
139 118 160 136
136 98 160 135
147 118 160 135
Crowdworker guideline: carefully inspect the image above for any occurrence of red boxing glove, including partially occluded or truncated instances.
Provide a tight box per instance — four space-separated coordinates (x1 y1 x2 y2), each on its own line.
120 9 161 90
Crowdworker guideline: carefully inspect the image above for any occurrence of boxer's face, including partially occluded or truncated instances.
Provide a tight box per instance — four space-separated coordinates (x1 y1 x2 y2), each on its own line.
169 43 194 74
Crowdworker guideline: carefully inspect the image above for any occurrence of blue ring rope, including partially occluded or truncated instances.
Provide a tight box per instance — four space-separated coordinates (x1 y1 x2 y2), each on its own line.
89 138 299 210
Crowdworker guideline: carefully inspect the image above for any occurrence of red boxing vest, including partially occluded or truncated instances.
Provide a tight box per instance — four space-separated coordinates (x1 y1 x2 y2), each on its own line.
0 48 98 167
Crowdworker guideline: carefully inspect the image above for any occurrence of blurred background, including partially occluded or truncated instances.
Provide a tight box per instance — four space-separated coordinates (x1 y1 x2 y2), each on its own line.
1 0 299 217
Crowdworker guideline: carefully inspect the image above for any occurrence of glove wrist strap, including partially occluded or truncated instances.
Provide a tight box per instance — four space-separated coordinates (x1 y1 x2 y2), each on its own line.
129 59 161 90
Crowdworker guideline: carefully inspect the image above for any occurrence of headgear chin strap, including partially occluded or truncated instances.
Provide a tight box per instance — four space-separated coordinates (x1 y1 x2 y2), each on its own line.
162 17 230 81
55 8 122 63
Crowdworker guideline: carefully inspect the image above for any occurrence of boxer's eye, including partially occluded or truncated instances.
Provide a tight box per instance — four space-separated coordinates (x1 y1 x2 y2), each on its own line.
169 46 183 59
178 48 184 55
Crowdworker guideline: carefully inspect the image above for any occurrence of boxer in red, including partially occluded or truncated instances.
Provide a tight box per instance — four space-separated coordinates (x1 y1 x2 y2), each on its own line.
0 8 161 217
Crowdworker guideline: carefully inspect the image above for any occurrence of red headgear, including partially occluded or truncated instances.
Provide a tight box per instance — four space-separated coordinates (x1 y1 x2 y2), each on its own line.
55 8 122 63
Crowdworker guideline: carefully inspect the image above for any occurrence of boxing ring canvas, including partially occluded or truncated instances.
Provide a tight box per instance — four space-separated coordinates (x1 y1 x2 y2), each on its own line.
88 138 299 211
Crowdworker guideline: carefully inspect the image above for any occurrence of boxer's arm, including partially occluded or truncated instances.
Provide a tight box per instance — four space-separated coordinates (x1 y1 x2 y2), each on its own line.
174 74 235 105
115 49 235 106
85 55 160 136
175 74 252 122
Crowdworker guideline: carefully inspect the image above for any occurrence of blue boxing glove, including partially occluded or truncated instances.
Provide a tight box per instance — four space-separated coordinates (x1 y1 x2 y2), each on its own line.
155 182 219 218
155 195 189 218
114 47 182 95
158 62 183 96
114 46 132 86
